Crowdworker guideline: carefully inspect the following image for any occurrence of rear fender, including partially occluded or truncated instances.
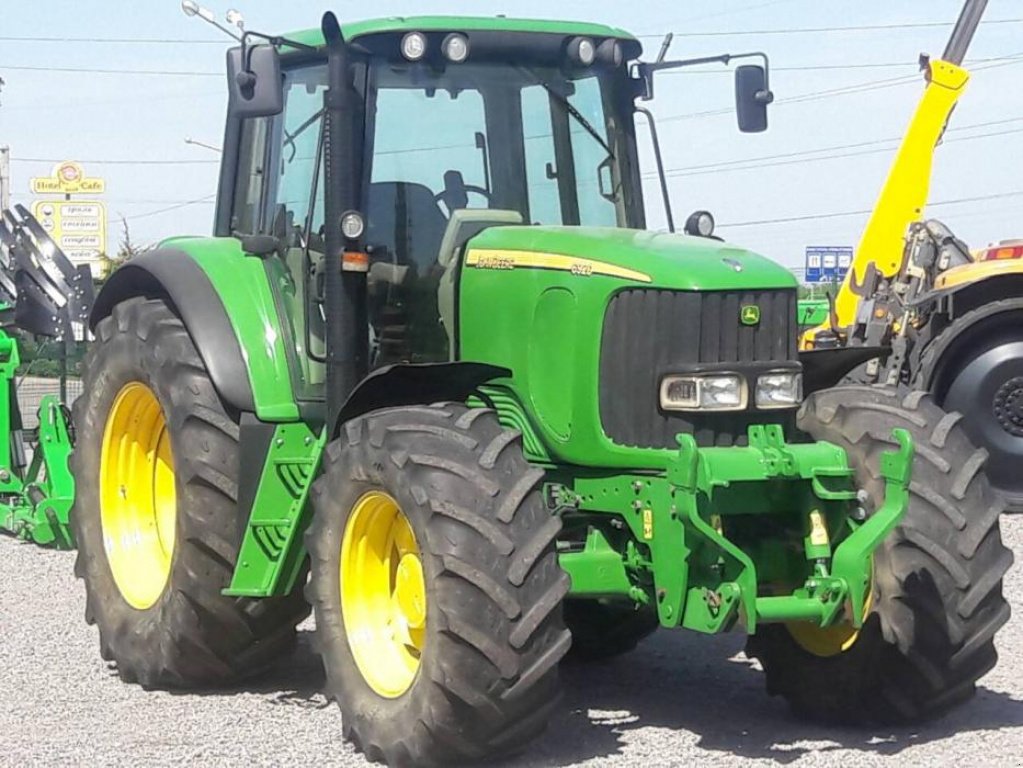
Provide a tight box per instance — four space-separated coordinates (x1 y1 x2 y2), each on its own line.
90 239 298 420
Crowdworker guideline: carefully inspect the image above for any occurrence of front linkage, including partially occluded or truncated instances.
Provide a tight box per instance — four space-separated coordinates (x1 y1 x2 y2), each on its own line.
557 424 913 635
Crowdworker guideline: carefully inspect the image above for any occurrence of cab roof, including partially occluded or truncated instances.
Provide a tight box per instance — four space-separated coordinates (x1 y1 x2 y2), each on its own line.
283 15 641 50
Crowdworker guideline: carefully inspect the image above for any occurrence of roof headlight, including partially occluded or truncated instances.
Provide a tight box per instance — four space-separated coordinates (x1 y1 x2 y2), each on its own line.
568 36 596 66
401 32 427 61
597 39 624 66
442 33 470 63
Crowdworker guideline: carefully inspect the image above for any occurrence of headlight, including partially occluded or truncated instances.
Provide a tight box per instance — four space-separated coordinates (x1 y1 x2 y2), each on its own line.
660 373 746 412
755 371 803 409
401 32 427 61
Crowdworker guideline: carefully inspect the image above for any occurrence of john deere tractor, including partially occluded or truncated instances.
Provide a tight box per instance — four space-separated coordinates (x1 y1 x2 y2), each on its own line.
70 10 1012 766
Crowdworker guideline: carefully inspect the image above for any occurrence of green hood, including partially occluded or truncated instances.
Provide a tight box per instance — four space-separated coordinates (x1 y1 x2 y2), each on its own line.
467 226 797 292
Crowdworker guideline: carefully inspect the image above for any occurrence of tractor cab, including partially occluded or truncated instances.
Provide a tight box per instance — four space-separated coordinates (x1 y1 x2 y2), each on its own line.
215 17 769 398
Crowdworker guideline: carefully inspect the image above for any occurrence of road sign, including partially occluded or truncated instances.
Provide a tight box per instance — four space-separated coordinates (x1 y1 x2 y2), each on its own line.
29 161 105 195
805 246 852 284
30 199 107 264
29 161 107 275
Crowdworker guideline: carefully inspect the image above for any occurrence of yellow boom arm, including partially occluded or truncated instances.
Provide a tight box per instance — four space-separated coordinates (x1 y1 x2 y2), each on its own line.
800 60 970 348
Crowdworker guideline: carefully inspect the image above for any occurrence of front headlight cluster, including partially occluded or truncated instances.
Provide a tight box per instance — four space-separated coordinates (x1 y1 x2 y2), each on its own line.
659 371 801 412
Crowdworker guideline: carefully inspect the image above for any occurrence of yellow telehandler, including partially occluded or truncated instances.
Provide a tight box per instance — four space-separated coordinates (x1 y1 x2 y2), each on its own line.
801 0 1023 506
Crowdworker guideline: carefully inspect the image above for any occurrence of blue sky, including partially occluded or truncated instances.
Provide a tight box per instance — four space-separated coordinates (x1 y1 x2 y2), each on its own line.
1 0 1021 268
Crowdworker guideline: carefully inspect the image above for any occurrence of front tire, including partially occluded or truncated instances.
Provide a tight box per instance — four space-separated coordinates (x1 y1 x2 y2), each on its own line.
748 385 1013 723
71 298 308 687
306 404 571 767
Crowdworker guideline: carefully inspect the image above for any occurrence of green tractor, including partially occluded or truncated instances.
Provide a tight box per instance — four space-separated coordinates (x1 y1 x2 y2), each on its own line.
71 10 1012 766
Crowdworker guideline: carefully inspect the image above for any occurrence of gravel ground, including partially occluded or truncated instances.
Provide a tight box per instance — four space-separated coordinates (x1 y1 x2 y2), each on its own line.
3 520 1022 767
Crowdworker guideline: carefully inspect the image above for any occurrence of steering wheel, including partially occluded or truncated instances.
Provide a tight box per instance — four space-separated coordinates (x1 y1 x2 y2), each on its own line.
435 169 492 213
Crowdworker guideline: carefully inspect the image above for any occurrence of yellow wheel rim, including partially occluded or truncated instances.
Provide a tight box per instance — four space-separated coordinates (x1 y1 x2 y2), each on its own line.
787 585 874 657
99 382 176 610
340 491 426 698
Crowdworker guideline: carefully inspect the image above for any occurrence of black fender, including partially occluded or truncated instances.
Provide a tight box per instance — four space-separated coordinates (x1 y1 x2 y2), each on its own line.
334 362 511 435
90 249 255 412
799 346 890 395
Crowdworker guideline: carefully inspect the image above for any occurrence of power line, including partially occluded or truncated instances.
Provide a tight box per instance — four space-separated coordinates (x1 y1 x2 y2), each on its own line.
719 190 1023 228
123 194 217 222
3 19 1021 45
11 157 219 166
659 53 1023 122
0 36 225 44
636 18 1023 39
651 116 1023 175
0 64 221 77
656 125 1023 178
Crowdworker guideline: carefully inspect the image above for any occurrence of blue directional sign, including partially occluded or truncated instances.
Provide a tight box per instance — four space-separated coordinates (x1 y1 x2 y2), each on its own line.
805 246 853 284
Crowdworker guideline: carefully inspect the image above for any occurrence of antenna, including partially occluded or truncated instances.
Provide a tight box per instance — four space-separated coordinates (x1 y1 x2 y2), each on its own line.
180 1 242 41
656 33 674 64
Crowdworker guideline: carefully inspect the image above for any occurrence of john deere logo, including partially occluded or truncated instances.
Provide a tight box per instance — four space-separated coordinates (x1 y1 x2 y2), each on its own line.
740 305 761 326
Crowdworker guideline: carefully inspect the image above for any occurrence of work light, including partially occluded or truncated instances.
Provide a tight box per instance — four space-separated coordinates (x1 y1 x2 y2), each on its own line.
597 39 624 66
443 33 470 63
341 210 365 240
568 37 596 66
401 32 427 61
755 371 802 409
660 373 746 412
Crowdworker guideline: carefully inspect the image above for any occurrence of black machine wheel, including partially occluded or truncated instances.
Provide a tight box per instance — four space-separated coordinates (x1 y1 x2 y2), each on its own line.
918 300 1023 508
563 600 659 661
306 403 571 767
748 385 1012 723
70 297 308 687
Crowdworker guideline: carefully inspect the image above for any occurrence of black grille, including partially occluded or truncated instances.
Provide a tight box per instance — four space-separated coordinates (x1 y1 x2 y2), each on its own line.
599 288 798 448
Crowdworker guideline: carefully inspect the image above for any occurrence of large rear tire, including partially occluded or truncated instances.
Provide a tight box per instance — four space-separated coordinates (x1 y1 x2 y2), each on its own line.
306 404 571 767
747 385 1013 723
71 297 308 687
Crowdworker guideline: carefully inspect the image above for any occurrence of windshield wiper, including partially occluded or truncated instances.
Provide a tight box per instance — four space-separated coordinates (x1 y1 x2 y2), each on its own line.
522 69 614 159
282 107 325 163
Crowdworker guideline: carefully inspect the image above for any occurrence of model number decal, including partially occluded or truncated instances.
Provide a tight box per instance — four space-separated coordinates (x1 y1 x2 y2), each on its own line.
465 249 651 283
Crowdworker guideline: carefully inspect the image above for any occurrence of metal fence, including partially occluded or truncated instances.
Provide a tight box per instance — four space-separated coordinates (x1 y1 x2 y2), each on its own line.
16 375 82 430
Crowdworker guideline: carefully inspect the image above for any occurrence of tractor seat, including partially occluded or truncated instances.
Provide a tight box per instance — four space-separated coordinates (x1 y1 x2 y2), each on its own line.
366 181 449 275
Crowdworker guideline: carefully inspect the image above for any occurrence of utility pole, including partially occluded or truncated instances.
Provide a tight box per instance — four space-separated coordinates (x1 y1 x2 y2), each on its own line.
0 145 10 212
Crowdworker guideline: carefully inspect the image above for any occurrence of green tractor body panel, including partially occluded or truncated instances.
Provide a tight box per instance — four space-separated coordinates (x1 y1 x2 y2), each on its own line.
159 236 300 422
284 15 639 50
458 226 797 469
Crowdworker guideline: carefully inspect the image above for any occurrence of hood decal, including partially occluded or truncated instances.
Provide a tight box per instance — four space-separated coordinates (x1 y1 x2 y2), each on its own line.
466 249 652 283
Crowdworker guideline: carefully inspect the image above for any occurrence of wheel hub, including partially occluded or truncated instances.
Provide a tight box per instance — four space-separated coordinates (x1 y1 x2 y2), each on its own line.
992 376 1023 437
99 381 176 610
340 490 426 699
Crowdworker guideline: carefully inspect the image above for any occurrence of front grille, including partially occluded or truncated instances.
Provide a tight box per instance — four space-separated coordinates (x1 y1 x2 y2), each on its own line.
599 288 798 448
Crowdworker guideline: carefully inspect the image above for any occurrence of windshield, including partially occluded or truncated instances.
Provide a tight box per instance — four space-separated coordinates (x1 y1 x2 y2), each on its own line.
364 61 632 256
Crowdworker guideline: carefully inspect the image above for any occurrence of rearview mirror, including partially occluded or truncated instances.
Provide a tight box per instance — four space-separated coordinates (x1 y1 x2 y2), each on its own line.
226 44 283 118
735 64 772 133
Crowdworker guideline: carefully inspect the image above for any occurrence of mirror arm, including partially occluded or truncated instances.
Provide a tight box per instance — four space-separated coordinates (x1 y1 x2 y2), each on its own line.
636 50 774 104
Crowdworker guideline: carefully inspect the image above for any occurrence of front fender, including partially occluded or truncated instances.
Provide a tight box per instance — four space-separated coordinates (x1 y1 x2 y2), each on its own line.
335 362 511 435
91 238 298 420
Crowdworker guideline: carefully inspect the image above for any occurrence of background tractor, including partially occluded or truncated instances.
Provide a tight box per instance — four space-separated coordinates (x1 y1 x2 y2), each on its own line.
800 0 1023 507
68 7 1012 766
